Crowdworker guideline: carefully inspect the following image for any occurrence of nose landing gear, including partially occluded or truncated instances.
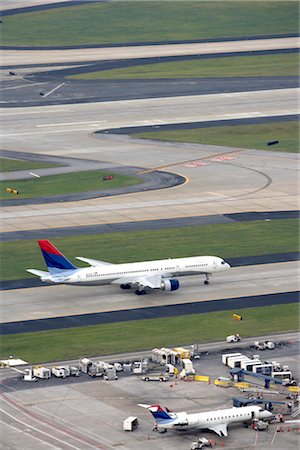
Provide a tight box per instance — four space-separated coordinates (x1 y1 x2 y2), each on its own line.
204 274 210 285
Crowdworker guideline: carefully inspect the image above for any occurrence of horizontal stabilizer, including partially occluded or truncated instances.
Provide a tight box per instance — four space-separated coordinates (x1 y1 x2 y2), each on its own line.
27 269 50 278
75 257 113 267
27 269 54 282
26 269 66 283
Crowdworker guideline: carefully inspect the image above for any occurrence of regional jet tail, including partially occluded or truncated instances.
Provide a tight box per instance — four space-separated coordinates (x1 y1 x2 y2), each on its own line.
139 404 273 436
27 240 230 295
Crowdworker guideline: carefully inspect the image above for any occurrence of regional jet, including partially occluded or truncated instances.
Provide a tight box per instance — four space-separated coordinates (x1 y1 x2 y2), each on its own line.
139 404 273 436
27 240 230 295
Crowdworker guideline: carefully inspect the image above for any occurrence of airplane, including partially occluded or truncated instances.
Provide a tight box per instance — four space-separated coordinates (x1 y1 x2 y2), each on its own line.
139 404 273 436
27 240 230 295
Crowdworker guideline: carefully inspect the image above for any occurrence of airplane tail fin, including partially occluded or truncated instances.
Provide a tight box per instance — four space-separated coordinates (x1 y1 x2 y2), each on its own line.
139 404 172 421
38 240 77 272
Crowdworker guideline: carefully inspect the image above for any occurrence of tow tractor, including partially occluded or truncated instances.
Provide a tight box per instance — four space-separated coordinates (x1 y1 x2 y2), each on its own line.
190 437 212 449
226 334 241 343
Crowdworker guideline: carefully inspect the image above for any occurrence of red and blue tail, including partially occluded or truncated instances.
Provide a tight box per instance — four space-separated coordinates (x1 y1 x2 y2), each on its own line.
139 404 173 422
38 240 76 272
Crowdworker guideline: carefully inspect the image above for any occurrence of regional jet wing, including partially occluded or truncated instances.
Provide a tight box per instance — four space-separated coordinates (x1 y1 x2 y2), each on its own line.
75 257 114 267
112 275 162 289
208 423 228 437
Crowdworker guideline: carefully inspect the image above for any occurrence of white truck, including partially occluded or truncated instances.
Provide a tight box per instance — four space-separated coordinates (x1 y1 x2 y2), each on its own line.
142 374 169 382
22 368 37 382
226 334 241 343
254 341 275 350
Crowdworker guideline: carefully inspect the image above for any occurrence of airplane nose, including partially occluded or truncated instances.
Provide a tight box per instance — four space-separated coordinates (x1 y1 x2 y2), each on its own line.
260 410 273 419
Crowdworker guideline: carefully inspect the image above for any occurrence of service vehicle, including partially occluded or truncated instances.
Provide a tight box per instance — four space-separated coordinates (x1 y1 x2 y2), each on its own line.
226 334 241 343
252 419 269 431
191 437 212 449
142 374 169 382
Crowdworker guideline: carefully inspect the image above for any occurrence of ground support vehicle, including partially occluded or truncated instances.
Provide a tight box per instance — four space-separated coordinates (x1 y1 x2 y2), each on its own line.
33 366 51 379
142 374 169 382
123 416 138 431
190 437 212 449
226 334 241 343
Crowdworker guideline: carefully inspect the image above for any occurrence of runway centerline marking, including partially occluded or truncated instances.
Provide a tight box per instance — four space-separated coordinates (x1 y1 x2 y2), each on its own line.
36 120 108 127
0 109 71 116
0 82 46 91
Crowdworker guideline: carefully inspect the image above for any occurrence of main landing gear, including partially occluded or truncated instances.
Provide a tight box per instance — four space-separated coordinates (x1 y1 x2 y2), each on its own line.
204 274 210 285
120 284 131 290
135 289 147 296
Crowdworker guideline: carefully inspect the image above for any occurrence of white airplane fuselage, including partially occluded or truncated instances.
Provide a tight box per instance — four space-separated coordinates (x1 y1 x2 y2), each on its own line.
141 404 273 436
64 255 229 286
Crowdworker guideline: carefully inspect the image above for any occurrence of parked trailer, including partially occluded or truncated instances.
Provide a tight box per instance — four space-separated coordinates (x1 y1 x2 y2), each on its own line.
227 356 251 369
33 366 51 379
52 366 70 378
253 365 273 375
222 353 242 365
123 417 138 431
69 366 80 376
241 360 262 372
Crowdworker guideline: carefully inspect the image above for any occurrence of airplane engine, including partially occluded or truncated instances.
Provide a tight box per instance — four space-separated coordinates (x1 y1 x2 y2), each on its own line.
161 279 180 291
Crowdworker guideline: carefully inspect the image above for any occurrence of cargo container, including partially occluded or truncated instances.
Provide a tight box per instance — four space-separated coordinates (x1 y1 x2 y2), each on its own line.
52 366 70 378
241 360 262 372
227 356 251 369
253 364 273 375
123 417 138 431
222 353 242 365
33 366 51 379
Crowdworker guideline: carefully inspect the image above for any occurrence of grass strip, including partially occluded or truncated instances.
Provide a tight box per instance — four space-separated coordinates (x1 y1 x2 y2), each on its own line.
2 1 298 47
1 303 298 364
0 158 62 172
135 121 299 153
1 219 298 281
68 54 299 80
0 170 141 199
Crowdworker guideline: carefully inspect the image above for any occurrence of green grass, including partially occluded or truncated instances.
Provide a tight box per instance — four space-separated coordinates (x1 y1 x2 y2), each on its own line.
0 157 62 172
1 303 298 363
1 1 298 47
1 219 298 281
0 170 141 199
68 54 299 80
134 121 300 153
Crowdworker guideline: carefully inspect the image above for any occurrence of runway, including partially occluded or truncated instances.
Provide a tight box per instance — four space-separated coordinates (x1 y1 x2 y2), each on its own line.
1 262 298 325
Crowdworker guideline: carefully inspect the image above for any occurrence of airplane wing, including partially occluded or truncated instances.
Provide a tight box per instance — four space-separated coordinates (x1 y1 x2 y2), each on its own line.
112 275 162 289
75 257 114 267
208 423 228 437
